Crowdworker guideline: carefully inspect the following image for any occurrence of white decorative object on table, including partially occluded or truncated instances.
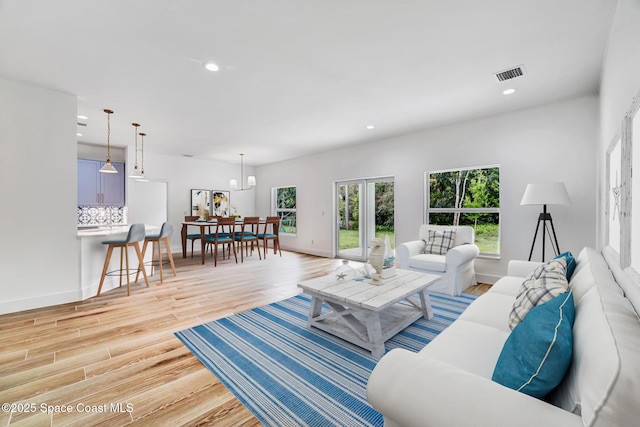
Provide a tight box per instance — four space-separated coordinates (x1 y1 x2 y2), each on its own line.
334 259 356 282
369 238 385 283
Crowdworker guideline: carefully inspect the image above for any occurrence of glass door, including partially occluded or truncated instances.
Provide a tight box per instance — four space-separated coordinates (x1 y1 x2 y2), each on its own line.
336 177 394 261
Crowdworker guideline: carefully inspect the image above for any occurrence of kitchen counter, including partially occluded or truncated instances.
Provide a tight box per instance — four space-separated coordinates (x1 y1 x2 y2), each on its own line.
78 224 160 298
77 224 159 237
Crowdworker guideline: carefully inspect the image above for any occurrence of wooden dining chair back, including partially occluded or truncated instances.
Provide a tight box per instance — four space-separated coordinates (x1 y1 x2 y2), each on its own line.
204 217 237 266
96 223 150 297
184 215 203 258
136 221 177 284
259 216 282 258
236 217 261 262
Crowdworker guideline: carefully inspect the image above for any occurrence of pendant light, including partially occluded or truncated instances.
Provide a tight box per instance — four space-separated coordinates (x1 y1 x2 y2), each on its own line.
99 109 118 173
128 123 142 178
137 131 149 181
230 153 256 191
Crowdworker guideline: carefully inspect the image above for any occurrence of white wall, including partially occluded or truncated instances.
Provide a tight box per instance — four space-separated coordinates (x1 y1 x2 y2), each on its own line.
0 78 79 314
597 0 640 311
125 151 256 252
598 0 640 248
256 95 598 282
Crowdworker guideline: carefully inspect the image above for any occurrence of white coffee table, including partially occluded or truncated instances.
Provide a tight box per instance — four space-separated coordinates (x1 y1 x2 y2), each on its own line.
298 269 440 358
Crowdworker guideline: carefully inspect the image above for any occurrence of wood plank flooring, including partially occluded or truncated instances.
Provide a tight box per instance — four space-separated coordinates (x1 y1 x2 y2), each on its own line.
0 250 487 426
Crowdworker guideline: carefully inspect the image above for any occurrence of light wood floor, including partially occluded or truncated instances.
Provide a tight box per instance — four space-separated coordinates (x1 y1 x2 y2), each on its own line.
0 250 488 426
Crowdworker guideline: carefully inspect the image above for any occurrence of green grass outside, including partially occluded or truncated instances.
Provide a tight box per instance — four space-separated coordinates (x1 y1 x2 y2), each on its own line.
339 225 499 254
339 230 395 250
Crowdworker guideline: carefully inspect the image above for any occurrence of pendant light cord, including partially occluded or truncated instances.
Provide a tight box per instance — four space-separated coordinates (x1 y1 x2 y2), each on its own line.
139 132 146 175
132 123 140 169
104 109 113 162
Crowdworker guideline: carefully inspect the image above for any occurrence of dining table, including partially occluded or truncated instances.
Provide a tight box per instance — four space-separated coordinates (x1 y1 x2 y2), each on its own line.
181 218 265 265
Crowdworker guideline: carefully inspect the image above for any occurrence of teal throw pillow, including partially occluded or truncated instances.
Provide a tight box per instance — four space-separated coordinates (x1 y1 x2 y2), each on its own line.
554 251 577 280
492 292 575 398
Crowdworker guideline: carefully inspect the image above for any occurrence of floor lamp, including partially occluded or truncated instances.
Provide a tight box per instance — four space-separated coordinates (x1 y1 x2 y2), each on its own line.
521 182 571 262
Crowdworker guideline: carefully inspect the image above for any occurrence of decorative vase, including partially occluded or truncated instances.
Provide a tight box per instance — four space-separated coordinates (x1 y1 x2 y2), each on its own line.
334 259 356 282
369 238 385 283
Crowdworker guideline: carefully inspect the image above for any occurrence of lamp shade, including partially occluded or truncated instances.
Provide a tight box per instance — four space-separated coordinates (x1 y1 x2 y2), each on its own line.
99 160 118 174
520 182 571 206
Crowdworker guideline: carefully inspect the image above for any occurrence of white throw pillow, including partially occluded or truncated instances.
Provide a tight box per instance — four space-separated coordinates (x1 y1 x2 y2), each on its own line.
508 258 568 330
424 229 456 255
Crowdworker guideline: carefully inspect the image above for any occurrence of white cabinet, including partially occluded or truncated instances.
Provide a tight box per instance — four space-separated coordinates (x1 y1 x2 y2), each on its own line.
77 159 125 206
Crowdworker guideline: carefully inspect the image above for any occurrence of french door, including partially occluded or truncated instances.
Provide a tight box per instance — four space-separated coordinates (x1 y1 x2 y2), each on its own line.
335 177 394 261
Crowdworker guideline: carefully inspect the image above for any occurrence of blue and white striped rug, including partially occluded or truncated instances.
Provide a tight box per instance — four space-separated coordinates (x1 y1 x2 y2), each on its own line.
175 292 476 427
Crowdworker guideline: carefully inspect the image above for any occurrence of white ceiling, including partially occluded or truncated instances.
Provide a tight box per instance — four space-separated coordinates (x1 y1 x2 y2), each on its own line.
0 0 617 166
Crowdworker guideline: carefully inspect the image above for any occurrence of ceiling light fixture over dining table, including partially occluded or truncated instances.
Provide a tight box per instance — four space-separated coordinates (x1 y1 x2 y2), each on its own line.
230 153 256 191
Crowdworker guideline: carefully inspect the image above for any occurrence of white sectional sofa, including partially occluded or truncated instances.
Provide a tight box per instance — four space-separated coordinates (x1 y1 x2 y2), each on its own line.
367 247 640 427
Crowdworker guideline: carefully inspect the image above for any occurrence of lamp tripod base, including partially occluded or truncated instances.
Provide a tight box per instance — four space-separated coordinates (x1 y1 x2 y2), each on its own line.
527 205 561 262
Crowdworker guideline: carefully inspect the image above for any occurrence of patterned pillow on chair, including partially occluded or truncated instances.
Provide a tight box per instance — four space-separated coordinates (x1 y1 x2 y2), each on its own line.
424 229 456 255
508 258 569 330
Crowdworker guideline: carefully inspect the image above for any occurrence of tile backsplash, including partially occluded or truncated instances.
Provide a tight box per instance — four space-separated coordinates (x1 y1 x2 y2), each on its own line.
78 206 128 226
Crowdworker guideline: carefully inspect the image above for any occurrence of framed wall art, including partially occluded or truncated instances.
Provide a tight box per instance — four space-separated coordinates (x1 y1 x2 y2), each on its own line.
191 189 211 217
212 191 230 217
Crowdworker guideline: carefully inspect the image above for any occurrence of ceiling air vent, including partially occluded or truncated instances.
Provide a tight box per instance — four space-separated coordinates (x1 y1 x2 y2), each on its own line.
77 122 87 127
494 65 526 82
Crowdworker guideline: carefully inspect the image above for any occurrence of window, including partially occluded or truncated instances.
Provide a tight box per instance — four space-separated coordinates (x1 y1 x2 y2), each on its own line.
273 186 297 236
426 166 500 257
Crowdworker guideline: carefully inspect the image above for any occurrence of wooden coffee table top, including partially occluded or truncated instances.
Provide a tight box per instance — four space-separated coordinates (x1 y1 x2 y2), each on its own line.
298 269 439 311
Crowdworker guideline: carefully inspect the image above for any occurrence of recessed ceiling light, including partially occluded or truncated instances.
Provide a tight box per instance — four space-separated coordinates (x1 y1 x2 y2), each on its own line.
77 133 83 137
502 88 516 95
77 115 88 120
366 125 375 130
204 62 220 72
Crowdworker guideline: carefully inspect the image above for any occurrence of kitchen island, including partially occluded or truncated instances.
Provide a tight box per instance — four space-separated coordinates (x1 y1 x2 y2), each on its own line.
78 224 160 298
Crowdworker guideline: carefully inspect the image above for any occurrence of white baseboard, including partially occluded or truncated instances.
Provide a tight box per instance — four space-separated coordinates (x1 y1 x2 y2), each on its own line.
0 290 83 316
475 273 501 285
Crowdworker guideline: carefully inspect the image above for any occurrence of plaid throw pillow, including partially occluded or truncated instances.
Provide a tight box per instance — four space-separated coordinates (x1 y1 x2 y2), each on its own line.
508 258 569 330
424 229 456 255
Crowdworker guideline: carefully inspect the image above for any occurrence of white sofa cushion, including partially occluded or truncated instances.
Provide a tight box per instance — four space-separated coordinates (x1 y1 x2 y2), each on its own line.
569 247 621 304
551 285 640 427
489 276 523 297
419 319 509 378
458 293 514 332
407 253 446 272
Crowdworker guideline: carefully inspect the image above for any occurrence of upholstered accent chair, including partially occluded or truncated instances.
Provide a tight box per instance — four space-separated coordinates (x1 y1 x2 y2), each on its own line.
397 225 479 296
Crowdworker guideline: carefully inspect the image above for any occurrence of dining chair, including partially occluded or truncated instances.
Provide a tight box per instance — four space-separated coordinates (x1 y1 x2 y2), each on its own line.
204 217 238 266
184 215 203 258
136 221 177 283
236 217 261 262
96 223 149 297
207 216 233 258
258 216 282 258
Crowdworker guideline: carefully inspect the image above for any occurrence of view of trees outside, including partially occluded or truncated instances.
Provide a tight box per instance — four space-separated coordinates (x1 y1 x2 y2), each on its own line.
428 166 500 254
338 182 395 250
274 186 296 234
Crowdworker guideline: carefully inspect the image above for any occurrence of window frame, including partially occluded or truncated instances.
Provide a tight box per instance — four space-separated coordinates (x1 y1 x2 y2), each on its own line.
272 185 297 237
424 164 501 258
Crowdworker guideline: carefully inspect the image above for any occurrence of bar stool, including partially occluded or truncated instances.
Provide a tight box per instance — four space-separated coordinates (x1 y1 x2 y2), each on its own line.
96 223 149 297
136 222 177 283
